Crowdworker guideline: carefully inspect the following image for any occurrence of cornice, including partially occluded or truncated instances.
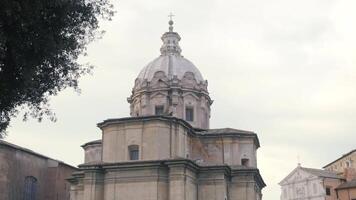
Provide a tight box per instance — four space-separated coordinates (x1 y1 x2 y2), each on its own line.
77 159 266 188
97 116 260 147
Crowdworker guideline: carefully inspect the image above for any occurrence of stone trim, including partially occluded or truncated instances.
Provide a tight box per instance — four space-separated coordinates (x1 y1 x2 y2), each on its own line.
81 140 102 148
231 168 266 189
75 159 266 189
97 116 260 147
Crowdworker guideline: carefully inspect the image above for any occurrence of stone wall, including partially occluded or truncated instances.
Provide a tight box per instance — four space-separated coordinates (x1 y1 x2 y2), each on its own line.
324 151 356 174
337 187 356 200
324 178 344 200
98 116 258 167
83 141 102 163
191 137 257 167
100 118 191 162
70 160 265 200
71 116 264 200
0 141 76 200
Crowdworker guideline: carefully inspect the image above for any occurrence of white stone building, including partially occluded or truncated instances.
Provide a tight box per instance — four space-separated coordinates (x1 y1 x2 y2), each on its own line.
279 164 344 200
68 19 265 200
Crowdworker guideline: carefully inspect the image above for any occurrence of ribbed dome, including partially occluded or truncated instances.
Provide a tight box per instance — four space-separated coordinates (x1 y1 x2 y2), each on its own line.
137 55 205 83
136 20 205 83
129 19 212 129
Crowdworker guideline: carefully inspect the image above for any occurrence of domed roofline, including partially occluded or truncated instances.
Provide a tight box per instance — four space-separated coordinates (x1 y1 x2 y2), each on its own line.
129 18 212 129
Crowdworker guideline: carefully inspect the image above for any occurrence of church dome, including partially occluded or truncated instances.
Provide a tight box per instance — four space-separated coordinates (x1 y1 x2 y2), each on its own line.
128 19 212 130
137 55 205 83
136 19 205 84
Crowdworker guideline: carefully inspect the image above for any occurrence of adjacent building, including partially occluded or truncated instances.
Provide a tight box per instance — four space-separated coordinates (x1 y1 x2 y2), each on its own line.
68 20 266 200
0 140 77 200
335 179 356 200
280 149 356 200
324 150 356 182
324 149 356 200
279 164 344 200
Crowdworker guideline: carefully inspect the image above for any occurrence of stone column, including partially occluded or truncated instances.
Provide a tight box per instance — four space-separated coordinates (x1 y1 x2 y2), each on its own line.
229 169 264 200
198 167 229 200
83 170 104 200
166 160 198 200
68 171 85 200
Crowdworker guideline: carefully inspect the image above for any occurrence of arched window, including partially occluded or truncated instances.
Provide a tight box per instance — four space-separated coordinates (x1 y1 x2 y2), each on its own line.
128 145 139 160
24 176 37 200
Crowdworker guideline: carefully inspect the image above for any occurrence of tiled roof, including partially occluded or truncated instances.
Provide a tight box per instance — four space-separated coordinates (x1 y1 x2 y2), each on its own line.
336 179 356 190
323 149 356 168
301 167 343 179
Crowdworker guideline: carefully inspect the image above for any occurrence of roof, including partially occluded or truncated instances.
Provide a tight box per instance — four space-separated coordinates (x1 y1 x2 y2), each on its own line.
97 115 194 131
199 128 255 135
197 128 260 148
81 139 102 148
301 167 343 179
137 54 205 83
280 166 343 185
323 149 356 168
336 179 356 190
137 24 205 83
0 140 77 169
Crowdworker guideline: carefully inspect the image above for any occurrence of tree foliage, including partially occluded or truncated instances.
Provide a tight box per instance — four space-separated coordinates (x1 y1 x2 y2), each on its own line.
0 0 114 137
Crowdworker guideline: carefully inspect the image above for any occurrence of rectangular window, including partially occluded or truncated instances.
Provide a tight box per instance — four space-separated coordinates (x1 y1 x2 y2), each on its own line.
155 106 164 115
185 107 194 122
326 187 331 196
129 145 139 160
241 158 249 166
130 149 139 160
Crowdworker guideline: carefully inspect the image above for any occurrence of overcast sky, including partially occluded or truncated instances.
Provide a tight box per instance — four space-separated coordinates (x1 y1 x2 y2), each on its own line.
5 0 356 199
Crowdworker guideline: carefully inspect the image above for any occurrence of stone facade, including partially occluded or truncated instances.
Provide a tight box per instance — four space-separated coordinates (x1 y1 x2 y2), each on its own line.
69 20 265 200
279 164 344 200
324 150 356 181
69 116 265 200
281 149 356 200
0 140 76 200
324 150 356 200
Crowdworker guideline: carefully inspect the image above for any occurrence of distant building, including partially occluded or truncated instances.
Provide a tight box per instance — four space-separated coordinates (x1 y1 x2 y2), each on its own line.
280 149 356 200
279 164 344 200
0 140 77 200
68 19 266 200
324 150 356 200
324 149 356 182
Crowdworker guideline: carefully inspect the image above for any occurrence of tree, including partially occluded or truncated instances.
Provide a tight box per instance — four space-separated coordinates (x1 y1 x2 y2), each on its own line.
0 0 114 137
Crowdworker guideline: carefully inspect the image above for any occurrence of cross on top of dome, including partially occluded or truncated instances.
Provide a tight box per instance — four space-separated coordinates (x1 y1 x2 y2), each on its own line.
168 12 175 32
